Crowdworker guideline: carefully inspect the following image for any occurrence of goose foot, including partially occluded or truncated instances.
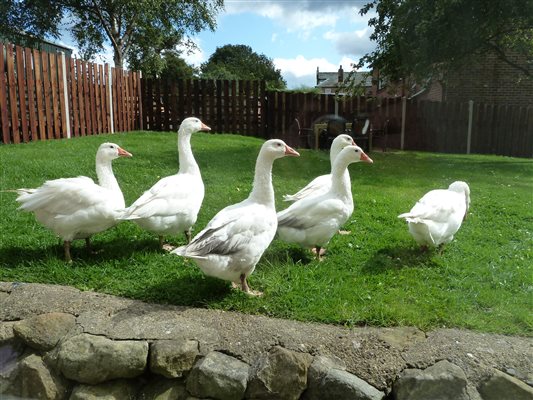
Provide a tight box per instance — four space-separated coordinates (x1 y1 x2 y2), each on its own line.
236 274 263 297
162 243 176 252
85 238 102 255
159 236 176 252
311 246 326 261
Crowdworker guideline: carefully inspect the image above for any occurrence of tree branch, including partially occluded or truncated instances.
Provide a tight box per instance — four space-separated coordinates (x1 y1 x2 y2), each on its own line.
486 42 531 78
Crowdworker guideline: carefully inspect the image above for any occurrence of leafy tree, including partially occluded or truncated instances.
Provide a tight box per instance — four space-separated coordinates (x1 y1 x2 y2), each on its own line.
200 44 286 89
356 0 533 84
159 52 198 80
1 0 224 74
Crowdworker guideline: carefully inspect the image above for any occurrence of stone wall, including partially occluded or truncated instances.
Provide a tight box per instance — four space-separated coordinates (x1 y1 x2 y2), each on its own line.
1 282 532 400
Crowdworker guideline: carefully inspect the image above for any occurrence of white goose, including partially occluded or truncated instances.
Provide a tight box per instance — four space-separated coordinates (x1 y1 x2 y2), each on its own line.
14 143 132 262
120 117 210 250
277 145 373 260
283 134 355 202
172 139 300 295
398 181 470 249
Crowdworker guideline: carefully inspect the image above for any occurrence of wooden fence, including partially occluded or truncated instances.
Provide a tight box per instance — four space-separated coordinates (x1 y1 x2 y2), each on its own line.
141 78 267 136
140 80 402 147
1 41 531 157
404 100 533 158
0 42 141 144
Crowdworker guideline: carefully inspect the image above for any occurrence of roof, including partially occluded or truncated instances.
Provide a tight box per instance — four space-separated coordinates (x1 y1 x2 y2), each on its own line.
0 32 73 57
316 70 372 89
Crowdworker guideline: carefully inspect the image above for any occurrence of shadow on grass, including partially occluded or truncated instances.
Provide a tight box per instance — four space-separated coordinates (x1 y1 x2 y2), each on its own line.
362 244 439 274
262 244 314 267
133 272 231 307
0 236 166 267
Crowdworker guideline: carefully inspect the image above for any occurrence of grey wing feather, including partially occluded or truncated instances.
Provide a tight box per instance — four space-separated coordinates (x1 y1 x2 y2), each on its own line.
184 220 245 257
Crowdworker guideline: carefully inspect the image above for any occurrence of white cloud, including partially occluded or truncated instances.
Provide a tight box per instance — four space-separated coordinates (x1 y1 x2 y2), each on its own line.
323 27 374 56
224 1 351 34
178 38 206 67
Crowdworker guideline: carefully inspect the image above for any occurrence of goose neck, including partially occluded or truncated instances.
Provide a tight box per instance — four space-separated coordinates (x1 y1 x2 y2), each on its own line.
96 158 123 203
249 155 275 207
330 160 352 197
178 133 199 174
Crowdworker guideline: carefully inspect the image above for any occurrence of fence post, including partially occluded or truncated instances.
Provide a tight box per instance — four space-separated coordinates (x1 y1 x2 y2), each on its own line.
138 71 143 130
60 52 71 138
108 65 114 134
400 96 407 150
467 100 474 154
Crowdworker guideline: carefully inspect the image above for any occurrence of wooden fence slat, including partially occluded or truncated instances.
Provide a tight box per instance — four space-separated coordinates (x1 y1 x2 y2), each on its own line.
69 59 79 137
82 61 91 135
89 63 97 134
15 46 29 142
57 53 68 138
49 52 61 139
32 49 46 141
94 64 102 133
0 43 11 143
98 64 106 133
125 71 132 131
6 44 19 143
25 49 39 140
76 60 86 136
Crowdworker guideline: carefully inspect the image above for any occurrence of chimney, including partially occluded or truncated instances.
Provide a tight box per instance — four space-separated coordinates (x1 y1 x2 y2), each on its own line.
338 65 344 83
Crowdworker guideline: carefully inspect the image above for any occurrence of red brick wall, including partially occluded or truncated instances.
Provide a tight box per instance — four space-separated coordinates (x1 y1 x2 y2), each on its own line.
444 52 532 107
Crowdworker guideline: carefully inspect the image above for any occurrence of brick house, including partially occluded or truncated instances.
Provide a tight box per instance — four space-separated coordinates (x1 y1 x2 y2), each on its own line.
316 65 373 95
370 51 532 107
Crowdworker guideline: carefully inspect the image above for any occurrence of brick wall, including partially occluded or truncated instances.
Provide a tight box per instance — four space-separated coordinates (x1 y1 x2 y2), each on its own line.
444 51 533 107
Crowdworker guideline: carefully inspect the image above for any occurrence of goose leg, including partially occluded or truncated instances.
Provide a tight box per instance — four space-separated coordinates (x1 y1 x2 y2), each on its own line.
64 241 72 263
240 273 262 297
184 228 192 243
159 236 165 249
311 246 326 261
85 238 92 252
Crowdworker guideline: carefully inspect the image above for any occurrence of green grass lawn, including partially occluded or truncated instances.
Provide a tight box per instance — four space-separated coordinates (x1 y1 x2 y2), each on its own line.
1 131 532 336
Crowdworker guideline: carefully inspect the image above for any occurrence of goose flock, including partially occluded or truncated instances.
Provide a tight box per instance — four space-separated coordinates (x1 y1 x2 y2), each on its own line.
12 117 471 295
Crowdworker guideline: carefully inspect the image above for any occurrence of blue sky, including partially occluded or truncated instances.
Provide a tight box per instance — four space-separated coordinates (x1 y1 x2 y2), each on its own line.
60 0 376 89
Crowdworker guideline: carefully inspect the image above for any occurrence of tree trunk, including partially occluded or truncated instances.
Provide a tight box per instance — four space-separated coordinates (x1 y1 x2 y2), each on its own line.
113 48 123 69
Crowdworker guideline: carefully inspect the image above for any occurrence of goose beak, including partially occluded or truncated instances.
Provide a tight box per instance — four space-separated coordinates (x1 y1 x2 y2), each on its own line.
117 147 133 157
284 145 300 157
200 122 211 132
360 151 373 163
351 138 356 145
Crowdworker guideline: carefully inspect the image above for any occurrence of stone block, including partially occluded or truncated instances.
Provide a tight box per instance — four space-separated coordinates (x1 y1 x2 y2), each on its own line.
57 333 148 384
478 369 533 400
150 339 199 378
70 379 139 399
393 360 469 400
13 312 76 351
12 353 70 400
138 376 188 400
304 355 383 400
186 351 249 400
246 346 313 400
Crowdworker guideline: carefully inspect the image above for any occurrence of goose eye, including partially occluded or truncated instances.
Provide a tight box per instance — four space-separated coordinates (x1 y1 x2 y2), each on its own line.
355 149 359 153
